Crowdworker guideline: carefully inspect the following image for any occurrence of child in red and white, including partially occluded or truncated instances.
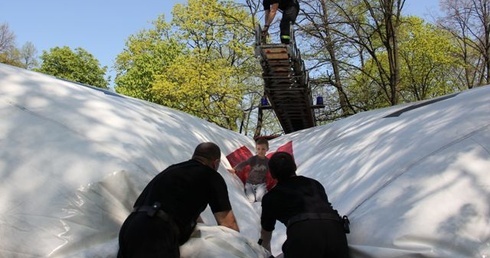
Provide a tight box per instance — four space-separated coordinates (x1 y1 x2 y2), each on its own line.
228 138 270 203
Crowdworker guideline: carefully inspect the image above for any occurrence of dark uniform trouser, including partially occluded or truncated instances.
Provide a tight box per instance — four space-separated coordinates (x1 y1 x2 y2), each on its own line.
280 4 300 44
283 219 350 258
117 212 180 258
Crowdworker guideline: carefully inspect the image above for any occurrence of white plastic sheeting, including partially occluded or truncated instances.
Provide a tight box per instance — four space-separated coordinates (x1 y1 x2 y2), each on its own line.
0 63 489 257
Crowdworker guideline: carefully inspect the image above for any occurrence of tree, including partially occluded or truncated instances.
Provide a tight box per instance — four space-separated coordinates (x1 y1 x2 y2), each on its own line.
0 23 15 53
438 0 490 88
169 0 258 131
300 0 358 119
348 16 462 107
344 0 406 106
0 23 22 67
114 16 184 102
19 42 39 70
36 46 108 89
152 52 244 129
115 0 259 131
397 16 461 100
297 0 406 124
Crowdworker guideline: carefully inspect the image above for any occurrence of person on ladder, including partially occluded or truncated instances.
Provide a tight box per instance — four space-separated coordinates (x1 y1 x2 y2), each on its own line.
261 0 300 44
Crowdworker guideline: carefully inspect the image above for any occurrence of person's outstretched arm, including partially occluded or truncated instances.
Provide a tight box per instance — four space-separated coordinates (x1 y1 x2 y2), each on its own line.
260 228 273 252
229 157 251 174
214 210 240 232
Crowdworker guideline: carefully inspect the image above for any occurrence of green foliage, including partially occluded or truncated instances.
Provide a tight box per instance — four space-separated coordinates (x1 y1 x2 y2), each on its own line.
0 23 23 67
167 0 255 130
36 46 108 88
114 16 184 102
172 0 253 61
397 16 461 100
346 59 393 110
115 0 257 131
348 16 461 108
152 53 244 130
0 47 22 67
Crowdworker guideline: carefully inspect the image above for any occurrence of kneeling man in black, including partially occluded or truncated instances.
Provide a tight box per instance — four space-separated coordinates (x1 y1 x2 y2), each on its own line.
259 152 349 258
117 142 239 258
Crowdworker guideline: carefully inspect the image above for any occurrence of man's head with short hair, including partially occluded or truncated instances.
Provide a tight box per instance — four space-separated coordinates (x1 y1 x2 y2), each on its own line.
192 142 221 170
268 152 296 181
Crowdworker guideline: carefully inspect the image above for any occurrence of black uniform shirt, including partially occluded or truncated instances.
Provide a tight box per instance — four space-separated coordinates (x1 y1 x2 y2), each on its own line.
134 159 232 233
261 175 335 231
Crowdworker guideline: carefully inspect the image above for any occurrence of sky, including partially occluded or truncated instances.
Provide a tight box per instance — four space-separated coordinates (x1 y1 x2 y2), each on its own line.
1 0 441 87
0 0 186 85
1 63 489 257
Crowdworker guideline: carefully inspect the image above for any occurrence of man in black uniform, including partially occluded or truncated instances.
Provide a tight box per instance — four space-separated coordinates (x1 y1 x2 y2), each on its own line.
259 152 349 258
262 0 300 44
117 142 240 258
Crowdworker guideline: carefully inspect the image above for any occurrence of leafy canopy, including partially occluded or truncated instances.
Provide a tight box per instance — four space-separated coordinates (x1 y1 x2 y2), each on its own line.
115 0 255 130
36 46 108 88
